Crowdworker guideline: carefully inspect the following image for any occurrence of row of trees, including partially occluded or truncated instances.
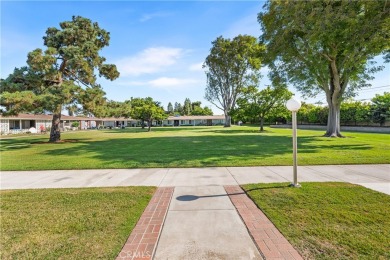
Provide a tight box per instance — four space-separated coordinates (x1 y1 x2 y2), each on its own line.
204 0 389 137
76 97 166 132
167 98 213 116
1 1 389 141
232 92 390 128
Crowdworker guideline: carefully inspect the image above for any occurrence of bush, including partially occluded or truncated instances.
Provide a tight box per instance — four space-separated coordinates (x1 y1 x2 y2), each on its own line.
71 122 79 128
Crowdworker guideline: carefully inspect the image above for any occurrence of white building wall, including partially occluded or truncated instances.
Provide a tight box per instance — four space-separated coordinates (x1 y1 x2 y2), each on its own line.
36 120 52 133
0 119 9 135
104 121 115 127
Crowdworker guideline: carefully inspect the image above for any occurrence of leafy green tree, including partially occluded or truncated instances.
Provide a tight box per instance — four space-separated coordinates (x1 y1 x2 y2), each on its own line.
66 104 79 116
130 97 167 132
297 103 317 125
183 98 192 115
259 1 389 137
191 105 213 116
371 92 390 126
79 85 109 117
167 102 174 115
202 106 214 116
191 101 202 110
307 106 328 125
340 100 371 126
105 100 132 118
204 35 265 127
174 102 182 115
235 85 291 131
0 16 119 142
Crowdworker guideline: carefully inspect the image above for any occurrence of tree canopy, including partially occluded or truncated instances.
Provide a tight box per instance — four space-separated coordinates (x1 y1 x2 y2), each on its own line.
167 102 174 115
168 99 213 116
234 85 291 131
130 97 167 132
0 16 119 141
259 0 389 136
371 92 390 126
204 35 265 127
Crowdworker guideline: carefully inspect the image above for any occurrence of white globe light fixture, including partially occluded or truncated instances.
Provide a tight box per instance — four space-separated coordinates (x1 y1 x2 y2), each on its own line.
286 96 301 187
286 97 302 112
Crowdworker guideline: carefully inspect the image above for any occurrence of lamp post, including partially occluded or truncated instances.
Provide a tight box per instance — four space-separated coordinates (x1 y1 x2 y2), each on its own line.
286 97 302 187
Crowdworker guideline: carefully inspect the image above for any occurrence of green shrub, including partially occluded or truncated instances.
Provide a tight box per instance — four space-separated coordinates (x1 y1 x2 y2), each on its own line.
71 122 79 128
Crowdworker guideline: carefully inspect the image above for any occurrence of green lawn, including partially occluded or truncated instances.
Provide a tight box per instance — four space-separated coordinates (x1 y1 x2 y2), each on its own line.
0 187 156 259
1 126 389 170
242 182 390 260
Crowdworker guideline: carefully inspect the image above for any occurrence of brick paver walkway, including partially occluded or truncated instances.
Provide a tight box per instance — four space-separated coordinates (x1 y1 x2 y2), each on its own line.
116 187 174 260
117 185 303 260
225 185 303 260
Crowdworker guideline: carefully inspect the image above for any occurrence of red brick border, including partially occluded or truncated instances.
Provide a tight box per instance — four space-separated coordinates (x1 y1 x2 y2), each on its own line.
116 187 174 260
224 185 303 260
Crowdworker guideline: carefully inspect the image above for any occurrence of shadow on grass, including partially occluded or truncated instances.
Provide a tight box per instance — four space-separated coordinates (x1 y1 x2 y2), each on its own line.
99 126 213 134
0 138 37 151
37 134 372 167
202 129 277 134
0 138 91 151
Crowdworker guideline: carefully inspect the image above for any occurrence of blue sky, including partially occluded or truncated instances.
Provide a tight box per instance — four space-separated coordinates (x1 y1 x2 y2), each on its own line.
1 1 389 114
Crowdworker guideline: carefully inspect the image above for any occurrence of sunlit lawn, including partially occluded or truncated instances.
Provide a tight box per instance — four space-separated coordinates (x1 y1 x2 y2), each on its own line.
1 126 389 170
242 182 390 259
0 187 156 259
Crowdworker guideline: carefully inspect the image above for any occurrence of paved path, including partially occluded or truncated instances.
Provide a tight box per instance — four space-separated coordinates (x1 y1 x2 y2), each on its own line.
1 165 389 259
116 185 303 260
1 165 389 194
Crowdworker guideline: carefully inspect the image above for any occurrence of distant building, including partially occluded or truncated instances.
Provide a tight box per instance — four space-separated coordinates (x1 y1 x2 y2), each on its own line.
163 115 225 126
0 114 104 135
0 114 226 135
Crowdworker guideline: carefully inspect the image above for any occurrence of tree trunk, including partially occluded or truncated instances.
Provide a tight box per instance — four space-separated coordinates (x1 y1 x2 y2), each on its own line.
148 120 152 132
141 120 145 129
324 101 343 137
49 112 61 142
224 114 231 127
259 117 264 131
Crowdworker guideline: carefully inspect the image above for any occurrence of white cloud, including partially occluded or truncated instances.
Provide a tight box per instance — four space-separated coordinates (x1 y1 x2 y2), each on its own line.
116 47 184 76
148 77 199 89
116 77 200 90
116 80 146 86
189 62 204 72
140 12 173 22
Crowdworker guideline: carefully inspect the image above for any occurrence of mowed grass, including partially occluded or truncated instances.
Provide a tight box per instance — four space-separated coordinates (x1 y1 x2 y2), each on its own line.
242 182 390 260
1 126 389 170
0 187 156 259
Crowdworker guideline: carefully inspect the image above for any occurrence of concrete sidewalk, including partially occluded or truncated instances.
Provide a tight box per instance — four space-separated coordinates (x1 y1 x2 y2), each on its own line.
1 165 389 194
117 185 303 260
154 186 263 259
2 165 389 259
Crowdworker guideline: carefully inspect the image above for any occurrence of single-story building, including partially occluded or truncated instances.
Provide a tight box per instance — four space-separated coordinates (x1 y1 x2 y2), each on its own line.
100 117 139 128
99 115 226 127
0 113 104 135
0 114 226 135
163 115 225 126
